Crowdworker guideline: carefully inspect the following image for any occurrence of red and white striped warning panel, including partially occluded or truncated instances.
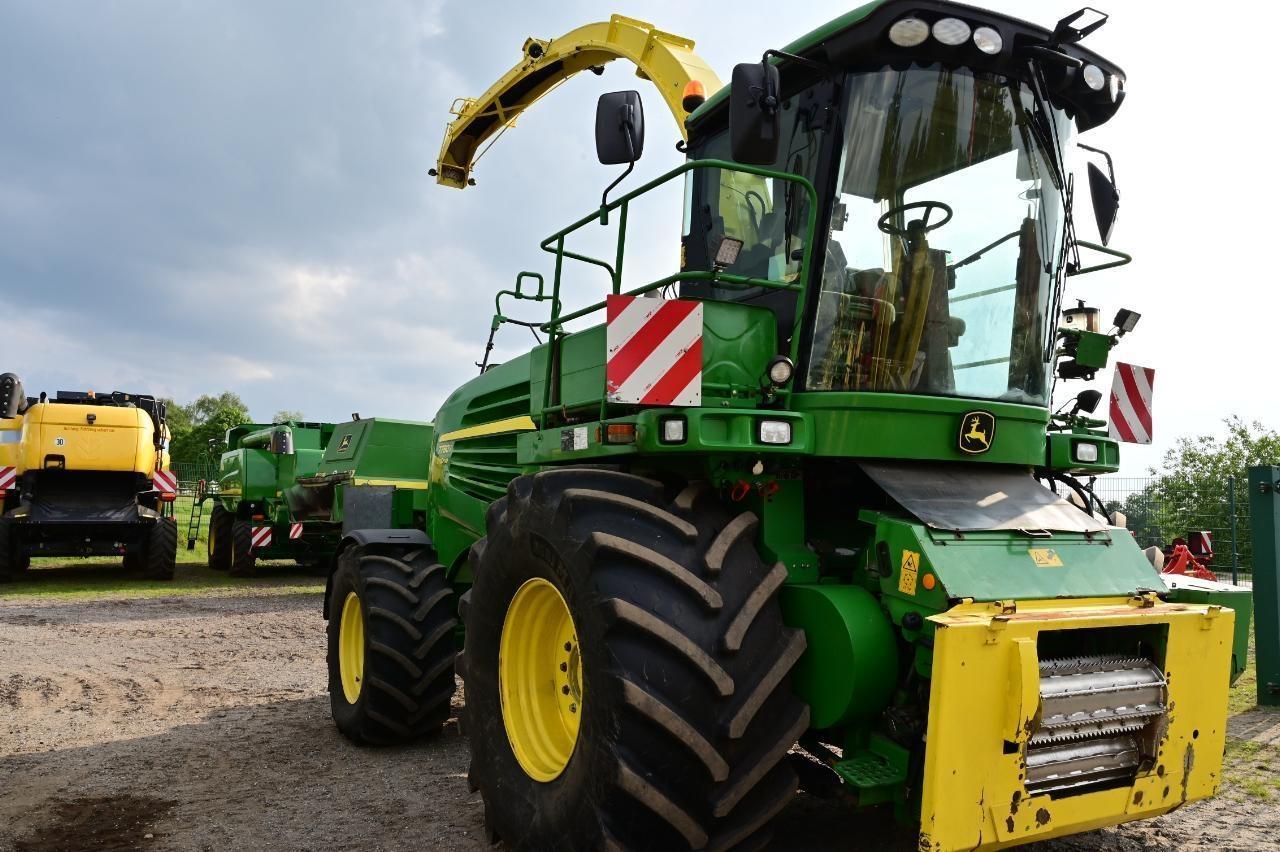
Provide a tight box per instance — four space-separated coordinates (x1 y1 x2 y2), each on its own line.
1109 362 1155 444
153 469 178 496
0 466 15 492
605 295 703 407
289 523 304 540
250 527 273 550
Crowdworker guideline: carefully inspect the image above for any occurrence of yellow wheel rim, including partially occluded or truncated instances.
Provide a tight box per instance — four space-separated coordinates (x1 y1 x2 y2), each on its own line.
499 577 583 782
338 591 365 704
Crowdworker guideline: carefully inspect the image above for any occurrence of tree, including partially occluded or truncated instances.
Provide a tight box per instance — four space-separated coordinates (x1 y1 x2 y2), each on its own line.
166 392 251 469
272 409 304 424
1120 417 1280 574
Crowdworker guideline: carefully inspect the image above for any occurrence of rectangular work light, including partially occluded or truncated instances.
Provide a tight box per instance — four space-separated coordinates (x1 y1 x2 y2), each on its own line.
758 420 792 445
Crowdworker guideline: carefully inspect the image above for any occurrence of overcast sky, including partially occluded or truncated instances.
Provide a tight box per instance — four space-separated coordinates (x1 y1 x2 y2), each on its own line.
1 1 1273 474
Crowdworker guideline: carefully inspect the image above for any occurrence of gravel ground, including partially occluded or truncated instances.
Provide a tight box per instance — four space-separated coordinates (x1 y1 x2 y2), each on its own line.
1 579 1277 851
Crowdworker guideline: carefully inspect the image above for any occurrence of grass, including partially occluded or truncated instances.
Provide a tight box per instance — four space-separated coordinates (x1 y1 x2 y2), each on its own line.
1219 637 1280 802
1229 634 1260 715
2 560 324 600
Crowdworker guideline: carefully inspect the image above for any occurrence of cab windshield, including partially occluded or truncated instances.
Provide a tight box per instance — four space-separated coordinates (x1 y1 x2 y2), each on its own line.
809 65 1072 405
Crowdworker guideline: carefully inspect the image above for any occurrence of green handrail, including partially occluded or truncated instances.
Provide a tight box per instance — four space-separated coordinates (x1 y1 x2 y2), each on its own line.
532 158 819 424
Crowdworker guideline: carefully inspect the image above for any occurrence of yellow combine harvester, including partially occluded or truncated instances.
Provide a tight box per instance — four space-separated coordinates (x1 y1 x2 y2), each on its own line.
0 373 178 581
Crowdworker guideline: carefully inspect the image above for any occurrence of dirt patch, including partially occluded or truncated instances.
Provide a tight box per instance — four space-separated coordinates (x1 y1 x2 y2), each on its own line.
0 585 1276 851
14 795 175 852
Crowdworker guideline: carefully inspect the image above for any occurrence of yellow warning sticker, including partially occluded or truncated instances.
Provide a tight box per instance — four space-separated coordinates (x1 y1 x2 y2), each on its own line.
1030 548 1064 567
898 550 921 595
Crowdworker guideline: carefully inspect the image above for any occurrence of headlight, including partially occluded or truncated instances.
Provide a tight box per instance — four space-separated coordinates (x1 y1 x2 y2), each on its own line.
972 26 1002 54
759 420 792 445
660 417 686 444
1082 64 1106 91
1074 441 1100 463
1109 74 1123 102
932 17 971 46
888 17 929 47
767 356 794 386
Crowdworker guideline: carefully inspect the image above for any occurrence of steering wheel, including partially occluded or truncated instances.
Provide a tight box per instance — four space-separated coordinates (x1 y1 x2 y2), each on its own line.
877 201 953 237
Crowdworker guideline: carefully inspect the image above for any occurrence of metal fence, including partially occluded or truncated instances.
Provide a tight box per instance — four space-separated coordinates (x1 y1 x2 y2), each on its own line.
170 458 220 497
1090 475 1251 586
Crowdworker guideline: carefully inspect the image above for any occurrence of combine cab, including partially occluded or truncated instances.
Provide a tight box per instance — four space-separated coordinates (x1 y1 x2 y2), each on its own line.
0 373 178 581
323 4 1250 850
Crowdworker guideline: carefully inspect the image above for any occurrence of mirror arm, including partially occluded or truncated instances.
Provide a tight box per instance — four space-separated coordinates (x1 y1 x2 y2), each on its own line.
1077 142 1117 184
1068 240 1132 276
599 126 637 222
761 49 837 76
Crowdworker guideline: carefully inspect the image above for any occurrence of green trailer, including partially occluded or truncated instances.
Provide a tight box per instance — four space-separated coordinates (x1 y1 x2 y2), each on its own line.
196 418 432 576
323 3 1252 850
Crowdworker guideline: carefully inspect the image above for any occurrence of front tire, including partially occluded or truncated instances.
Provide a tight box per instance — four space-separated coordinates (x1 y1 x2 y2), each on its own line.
142 518 177 580
326 543 457 745
462 469 809 852
229 519 256 577
208 504 232 572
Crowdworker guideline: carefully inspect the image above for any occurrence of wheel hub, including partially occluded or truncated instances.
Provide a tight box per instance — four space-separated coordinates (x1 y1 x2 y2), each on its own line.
499 577 583 782
338 591 365 704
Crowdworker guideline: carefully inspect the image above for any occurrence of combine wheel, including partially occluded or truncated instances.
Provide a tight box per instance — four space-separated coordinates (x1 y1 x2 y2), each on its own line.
208 504 232 571
142 517 178 580
229 519 257 577
462 469 809 852
326 543 457 745
0 520 27 582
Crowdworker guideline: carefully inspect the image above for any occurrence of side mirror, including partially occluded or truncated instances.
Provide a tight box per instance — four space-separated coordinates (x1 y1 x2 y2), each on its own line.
269 428 294 455
0 372 23 419
729 62 781 165
1087 162 1119 245
595 90 644 166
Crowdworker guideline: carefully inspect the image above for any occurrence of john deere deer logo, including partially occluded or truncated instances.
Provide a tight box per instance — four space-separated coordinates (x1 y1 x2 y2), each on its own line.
959 411 996 455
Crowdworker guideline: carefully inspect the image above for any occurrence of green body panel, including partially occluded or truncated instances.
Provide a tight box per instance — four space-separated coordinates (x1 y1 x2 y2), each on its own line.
1248 466 1280 705
779 584 898 728
1046 430 1120 474
526 301 780 419
319 418 434 481
864 511 1165 604
790 393 1049 465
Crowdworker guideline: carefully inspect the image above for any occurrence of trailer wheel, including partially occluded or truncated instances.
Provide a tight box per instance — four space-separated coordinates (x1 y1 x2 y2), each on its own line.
142 518 177 580
326 543 457 745
208 504 232 572
229 519 256 577
462 470 808 852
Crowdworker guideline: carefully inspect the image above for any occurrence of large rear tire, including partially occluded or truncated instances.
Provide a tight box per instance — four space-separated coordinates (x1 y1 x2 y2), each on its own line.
462 469 809 852
326 543 457 745
208 504 232 572
142 518 177 580
229 519 256 577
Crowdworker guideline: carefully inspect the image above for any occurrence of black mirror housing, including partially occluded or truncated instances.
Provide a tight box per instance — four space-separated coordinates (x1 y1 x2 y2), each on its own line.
729 62 781 165
1087 161 1119 246
595 90 645 166
0 373 23 419
269 428 295 455
1075 389 1103 414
